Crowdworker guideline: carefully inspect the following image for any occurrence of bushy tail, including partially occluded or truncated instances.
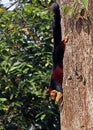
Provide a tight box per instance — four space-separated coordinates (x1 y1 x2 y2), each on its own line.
51 3 61 47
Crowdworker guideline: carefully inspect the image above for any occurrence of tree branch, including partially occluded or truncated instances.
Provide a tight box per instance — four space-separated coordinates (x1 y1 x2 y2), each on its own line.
6 1 18 10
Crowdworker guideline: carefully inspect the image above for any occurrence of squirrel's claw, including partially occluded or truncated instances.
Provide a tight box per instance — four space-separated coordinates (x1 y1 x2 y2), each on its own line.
63 36 69 44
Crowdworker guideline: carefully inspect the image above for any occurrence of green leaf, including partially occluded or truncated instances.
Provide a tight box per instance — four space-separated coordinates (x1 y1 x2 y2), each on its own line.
0 98 7 102
81 0 88 9
40 114 46 120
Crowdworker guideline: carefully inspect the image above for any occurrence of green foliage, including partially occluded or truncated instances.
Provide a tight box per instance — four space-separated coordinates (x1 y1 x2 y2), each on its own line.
0 0 60 130
81 0 88 9
61 0 88 17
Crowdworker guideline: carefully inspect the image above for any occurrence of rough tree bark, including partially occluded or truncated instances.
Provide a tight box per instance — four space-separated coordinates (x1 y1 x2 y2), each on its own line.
57 0 93 130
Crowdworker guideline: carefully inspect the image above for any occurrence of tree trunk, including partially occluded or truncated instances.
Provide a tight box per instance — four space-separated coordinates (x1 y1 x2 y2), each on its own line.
59 0 93 130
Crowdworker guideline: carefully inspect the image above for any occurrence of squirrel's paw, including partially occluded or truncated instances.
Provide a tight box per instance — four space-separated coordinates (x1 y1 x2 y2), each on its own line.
50 90 63 104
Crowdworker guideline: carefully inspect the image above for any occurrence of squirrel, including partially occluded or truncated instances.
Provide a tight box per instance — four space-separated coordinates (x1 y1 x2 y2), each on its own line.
46 3 68 103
